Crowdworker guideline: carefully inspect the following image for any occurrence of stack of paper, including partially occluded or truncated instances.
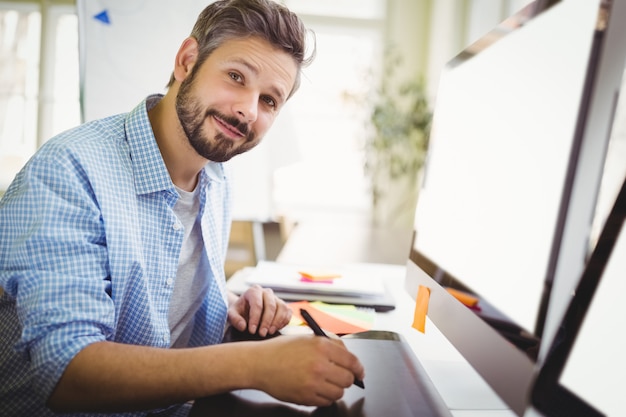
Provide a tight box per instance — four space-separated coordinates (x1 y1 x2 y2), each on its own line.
245 261 386 298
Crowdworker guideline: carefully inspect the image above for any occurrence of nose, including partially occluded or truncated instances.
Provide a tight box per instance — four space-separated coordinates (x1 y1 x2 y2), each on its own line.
233 92 258 123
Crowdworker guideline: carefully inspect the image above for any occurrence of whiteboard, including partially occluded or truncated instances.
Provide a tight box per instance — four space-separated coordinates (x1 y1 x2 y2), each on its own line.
77 0 208 121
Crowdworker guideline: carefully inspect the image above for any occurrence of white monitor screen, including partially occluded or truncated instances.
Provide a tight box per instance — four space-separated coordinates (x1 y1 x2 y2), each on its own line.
414 0 600 334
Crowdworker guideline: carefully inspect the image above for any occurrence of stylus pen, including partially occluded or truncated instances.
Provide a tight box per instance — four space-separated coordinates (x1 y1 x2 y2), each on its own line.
299 308 365 389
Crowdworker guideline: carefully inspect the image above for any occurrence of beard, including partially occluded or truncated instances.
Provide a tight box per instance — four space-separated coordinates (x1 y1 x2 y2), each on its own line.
175 72 259 163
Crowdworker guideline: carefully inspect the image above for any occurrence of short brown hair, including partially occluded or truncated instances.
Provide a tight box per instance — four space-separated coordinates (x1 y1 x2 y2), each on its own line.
166 0 315 98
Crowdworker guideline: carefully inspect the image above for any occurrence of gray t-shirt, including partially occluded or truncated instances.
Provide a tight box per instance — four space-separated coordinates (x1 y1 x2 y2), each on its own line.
168 184 210 348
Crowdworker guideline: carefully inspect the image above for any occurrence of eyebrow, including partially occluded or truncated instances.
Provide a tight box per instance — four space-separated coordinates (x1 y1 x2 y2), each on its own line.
231 57 288 104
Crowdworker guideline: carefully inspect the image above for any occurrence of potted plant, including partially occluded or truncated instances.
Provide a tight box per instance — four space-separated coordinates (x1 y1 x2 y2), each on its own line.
364 53 432 229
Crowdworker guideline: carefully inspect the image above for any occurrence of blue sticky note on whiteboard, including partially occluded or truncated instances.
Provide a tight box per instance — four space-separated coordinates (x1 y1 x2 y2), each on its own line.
93 10 111 25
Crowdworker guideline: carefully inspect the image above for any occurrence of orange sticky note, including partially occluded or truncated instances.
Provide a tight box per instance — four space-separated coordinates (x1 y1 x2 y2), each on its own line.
287 301 372 335
446 287 479 307
412 285 431 333
298 270 342 281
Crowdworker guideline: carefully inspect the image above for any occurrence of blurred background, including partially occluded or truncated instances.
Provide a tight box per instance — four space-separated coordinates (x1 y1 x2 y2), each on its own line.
0 0 533 272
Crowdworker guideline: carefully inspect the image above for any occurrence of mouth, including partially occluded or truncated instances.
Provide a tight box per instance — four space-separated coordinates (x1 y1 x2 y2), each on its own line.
212 115 245 140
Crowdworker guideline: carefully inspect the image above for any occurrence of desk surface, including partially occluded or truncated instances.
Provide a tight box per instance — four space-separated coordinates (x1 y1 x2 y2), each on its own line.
223 262 516 417
272 217 519 416
361 264 515 417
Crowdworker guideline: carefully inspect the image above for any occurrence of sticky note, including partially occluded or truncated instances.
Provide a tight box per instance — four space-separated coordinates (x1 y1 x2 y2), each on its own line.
287 300 374 335
300 276 334 284
298 270 342 282
412 285 431 333
446 287 479 308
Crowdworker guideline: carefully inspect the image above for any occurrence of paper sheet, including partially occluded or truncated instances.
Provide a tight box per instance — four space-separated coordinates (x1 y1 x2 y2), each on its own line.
246 261 386 297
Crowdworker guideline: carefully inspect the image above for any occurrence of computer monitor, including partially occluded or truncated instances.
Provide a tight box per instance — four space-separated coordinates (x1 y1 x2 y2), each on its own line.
405 0 626 415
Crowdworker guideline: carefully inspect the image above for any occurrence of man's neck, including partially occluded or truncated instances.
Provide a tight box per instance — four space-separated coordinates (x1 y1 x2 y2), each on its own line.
147 91 208 192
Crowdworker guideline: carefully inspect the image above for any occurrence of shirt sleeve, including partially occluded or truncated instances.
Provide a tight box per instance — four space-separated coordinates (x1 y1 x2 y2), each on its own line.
0 148 115 400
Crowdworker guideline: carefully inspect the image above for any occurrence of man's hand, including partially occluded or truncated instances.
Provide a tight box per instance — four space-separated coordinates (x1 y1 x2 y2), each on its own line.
227 286 292 337
252 335 365 406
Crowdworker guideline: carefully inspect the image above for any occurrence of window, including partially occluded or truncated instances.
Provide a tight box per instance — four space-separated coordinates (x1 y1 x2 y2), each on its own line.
1 0 387 222
270 1 386 221
0 1 79 191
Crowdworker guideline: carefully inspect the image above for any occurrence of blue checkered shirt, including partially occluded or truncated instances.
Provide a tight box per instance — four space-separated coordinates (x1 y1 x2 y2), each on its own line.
0 95 231 417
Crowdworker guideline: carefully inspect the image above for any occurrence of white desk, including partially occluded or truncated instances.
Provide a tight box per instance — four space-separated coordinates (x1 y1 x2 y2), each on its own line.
361 263 516 417
227 262 516 417
260 215 519 416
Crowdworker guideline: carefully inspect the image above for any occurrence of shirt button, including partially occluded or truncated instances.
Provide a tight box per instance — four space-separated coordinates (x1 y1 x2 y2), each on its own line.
166 277 174 287
172 222 182 231
162 334 168 343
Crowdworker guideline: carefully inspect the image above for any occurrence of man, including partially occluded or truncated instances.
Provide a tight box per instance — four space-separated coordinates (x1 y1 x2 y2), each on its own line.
0 0 364 415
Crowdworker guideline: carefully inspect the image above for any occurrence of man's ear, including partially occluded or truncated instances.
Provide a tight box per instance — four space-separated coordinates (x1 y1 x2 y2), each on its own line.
173 37 199 82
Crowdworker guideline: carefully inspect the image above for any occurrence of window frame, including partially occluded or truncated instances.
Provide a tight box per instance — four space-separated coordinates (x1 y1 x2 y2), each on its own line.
0 0 78 192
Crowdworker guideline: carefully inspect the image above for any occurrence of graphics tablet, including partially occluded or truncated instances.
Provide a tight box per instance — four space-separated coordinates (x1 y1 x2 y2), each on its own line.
191 330 452 417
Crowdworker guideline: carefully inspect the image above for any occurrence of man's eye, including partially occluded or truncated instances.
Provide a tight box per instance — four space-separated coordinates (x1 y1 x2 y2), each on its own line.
229 72 242 82
262 96 276 108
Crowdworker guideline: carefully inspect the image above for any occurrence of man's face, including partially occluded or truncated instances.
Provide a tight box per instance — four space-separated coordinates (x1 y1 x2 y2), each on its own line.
175 37 298 162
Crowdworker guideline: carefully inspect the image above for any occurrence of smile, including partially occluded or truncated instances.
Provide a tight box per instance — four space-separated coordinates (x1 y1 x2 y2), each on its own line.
213 115 245 139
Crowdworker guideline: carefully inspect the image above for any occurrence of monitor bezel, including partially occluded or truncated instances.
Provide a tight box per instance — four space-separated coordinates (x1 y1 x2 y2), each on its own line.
530 175 626 417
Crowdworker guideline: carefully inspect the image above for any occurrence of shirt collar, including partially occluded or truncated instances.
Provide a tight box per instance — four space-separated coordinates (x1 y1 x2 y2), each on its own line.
203 161 225 184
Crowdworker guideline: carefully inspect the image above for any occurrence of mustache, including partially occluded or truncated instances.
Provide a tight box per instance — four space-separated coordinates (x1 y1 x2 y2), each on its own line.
205 109 250 138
